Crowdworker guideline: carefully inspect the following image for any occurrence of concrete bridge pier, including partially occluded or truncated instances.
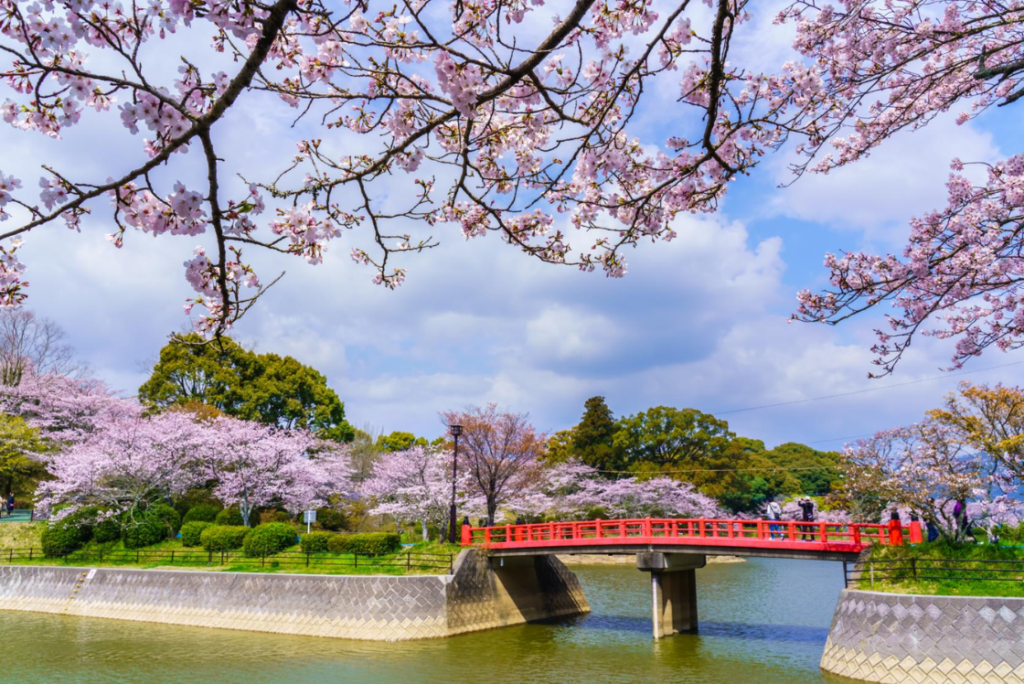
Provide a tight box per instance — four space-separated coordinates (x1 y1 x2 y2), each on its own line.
637 552 706 639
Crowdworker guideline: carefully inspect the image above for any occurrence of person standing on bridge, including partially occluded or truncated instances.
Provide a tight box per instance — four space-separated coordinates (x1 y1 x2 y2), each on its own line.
798 497 815 541
766 495 783 540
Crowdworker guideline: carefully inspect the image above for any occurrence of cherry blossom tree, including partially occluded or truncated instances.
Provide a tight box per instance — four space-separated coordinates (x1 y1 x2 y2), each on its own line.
441 404 546 525
360 445 480 540
0 0 831 334
527 459 723 520
35 407 210 519
0 370 130 444
840 421 993 540
205 416 352 526
780 1 1024 374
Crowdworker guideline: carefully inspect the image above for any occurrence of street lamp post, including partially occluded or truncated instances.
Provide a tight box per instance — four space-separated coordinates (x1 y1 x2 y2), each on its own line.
448 424 463 544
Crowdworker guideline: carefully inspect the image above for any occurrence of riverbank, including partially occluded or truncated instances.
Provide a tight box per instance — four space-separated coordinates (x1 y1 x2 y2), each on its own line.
853 540 1024 597
822 588 1024 683
0 549 589 641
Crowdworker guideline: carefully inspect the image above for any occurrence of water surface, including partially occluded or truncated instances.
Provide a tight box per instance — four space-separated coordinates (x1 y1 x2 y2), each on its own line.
0 557 858 683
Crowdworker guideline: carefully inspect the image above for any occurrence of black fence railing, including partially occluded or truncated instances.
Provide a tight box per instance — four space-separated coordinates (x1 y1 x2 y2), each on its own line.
0 547 455 574
844 558 1024 588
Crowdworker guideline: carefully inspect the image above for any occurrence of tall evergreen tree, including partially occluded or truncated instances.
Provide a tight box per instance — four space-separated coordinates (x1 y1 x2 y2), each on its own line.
572 396 622 473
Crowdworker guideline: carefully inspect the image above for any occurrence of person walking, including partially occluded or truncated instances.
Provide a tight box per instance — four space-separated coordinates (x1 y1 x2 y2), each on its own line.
765 495 783 540
798 497 815 541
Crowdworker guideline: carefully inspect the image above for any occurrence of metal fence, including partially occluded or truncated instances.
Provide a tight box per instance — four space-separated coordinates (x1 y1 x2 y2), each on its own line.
0 547 455 573
844 558 1024 588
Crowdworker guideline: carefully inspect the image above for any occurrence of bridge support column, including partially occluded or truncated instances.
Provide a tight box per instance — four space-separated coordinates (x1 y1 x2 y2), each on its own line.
636 552 705 639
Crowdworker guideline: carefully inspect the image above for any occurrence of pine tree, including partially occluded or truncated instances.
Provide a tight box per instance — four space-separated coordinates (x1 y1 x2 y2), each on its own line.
571 396 622 473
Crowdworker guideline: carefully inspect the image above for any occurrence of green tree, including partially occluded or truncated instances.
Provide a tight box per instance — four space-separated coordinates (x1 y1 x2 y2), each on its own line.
689 439 799 513
763 442 841 496
543 428 576 464
613 406 734 469
572 396 623 472
0 414 47 500
139 334 354 441
375 431 428 452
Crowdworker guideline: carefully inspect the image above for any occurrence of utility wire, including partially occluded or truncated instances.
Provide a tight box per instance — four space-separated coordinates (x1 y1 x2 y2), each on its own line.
594 466 838 475
713 359 1024 416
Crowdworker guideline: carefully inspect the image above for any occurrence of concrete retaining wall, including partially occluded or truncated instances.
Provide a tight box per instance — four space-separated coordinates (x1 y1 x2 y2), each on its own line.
821 589 1024 683
0 550 589 641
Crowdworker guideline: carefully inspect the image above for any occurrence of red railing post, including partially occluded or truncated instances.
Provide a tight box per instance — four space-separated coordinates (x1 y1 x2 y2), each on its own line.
484 528 492 545
505 524 512 544
788 522 796 542
819 522 826 544
461 524 472 546
643 518 652 538
698 518 705 538
852 525 862 546
595 520 602 540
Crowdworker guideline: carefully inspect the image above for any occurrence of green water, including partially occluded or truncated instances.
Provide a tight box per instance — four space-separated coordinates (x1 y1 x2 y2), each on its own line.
0 557 856 683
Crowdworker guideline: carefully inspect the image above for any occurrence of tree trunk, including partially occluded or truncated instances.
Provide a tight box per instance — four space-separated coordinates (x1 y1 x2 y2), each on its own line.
421 518 428 542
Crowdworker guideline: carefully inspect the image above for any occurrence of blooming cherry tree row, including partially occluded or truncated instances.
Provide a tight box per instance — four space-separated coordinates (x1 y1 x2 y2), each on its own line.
18 377 354 522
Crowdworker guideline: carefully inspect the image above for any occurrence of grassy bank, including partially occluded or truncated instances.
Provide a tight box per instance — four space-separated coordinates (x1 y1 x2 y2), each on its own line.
855 541 1024 597
0 525 462 576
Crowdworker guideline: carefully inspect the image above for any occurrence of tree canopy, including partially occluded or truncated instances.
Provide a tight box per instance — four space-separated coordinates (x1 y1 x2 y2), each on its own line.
139 334 354 441
613 406 734 470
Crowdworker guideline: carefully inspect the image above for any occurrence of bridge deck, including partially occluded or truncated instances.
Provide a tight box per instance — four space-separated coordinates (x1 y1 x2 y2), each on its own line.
461 518 903 562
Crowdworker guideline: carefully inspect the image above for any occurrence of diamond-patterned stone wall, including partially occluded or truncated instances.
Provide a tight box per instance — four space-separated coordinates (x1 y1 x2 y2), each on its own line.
821 589 1024 683
0 551 589 641
446 550 590 635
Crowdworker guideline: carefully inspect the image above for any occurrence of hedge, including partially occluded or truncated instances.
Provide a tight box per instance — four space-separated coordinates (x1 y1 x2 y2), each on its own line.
41 519 85 557
183 504 221 525
180 521 212 547
214 508 245 527
243 523 297 557
200 525 249 552
328 533 401 556
300 531 334 554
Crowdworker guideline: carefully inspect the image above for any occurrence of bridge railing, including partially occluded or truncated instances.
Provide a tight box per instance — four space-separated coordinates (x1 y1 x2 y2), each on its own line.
461 518 899 549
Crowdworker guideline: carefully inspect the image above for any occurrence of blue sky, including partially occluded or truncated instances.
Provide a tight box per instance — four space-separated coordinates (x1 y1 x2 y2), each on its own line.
3 0 1023 448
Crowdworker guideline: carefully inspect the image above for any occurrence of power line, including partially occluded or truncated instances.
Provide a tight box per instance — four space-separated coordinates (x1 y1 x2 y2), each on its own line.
595 466 836 475
713 359 1024 416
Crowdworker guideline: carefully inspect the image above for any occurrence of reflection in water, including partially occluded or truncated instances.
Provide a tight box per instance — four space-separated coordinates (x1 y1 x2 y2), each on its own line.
0 558 859 684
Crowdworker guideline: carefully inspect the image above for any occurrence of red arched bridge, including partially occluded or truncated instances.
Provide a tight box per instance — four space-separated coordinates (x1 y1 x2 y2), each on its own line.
460 517 914 639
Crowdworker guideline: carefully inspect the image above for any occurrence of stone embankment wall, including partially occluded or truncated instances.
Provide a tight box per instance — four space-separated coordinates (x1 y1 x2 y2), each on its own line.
821 589 1024 683
0 550 589 641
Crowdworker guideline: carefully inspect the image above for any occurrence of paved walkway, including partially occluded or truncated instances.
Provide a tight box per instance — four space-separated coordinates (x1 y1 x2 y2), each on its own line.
0 510 33 524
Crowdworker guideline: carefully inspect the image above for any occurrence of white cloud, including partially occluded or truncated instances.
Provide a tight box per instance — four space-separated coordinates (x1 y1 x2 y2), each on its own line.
767 115 1002 246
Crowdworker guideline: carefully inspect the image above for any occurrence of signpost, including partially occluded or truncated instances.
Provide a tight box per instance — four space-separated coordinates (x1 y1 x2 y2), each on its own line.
303 509 316 534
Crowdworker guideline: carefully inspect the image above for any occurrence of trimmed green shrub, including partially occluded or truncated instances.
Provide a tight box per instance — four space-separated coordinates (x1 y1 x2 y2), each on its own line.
181 521 212 547
200 525 249 552
326 533 349 554
328 532 401 556
153 503 182 535
92 516 121 543
214 508 245 527
243 522 297 557
183 503 221 525
300 531 334 554
316 507 347 532
41 519 85 557
122 513 166 550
